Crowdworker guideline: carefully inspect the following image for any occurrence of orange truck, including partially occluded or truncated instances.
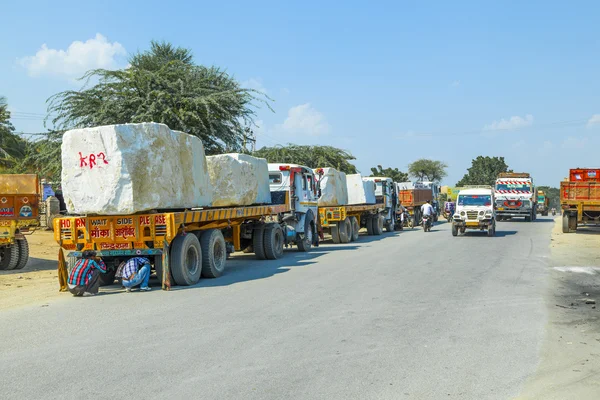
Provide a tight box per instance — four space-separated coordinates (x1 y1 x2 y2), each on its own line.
0 174 40 270
561 168 600 232
396 182 434 226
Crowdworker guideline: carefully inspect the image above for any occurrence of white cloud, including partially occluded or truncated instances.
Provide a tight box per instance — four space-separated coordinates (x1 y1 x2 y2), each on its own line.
451 80 460 87
483 114 534 131
277 103 330 137
242 78 268 94
19 33 126 79
587 114 600 128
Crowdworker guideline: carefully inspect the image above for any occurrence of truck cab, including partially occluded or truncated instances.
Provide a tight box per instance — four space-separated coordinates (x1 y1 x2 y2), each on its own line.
494 173 537 221
452 187 496 237
268 164 319 250
362 177 397 231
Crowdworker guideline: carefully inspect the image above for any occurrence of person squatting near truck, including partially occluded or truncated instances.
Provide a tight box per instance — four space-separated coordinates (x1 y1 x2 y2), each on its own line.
68 250 108 296
116 257 152 292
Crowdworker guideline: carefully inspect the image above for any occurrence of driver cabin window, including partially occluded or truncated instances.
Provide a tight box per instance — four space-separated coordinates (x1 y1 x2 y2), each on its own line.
269 173 282 185
306 175 313 192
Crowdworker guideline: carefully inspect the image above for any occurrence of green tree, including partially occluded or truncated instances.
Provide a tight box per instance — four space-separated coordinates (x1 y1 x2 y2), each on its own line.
0 96 28 169
253 144 357 174
370 165 409 182
47 41 271 155
12 132 62 182
408 159 447 182
456 156 511 187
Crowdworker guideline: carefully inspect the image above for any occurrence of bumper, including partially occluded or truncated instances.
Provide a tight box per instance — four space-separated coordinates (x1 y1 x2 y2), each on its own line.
65 248 163 258
496 209 532 217
453 218 493 229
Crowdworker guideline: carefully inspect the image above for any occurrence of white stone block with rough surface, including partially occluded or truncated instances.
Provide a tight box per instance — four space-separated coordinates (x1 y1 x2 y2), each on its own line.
207 153 271 207
346 174 377 205
314 167 348 206
61 123 213 215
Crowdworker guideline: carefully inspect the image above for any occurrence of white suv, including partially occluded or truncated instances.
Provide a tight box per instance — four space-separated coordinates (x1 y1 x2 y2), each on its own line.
451 187 496 237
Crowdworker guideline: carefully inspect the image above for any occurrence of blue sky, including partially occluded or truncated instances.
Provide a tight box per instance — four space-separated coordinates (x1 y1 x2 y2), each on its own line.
1 0 599 186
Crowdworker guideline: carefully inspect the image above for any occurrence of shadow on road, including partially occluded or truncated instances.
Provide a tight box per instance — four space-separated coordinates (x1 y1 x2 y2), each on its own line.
460 230 517 238
0 256 57 276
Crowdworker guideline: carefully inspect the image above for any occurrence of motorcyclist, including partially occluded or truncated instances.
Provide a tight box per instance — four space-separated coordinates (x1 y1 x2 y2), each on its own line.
444 199 455 218
421 200 435 225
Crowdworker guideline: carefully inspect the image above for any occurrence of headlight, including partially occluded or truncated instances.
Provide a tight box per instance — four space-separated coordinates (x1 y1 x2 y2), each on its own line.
460 211 465 216
479 211 484 216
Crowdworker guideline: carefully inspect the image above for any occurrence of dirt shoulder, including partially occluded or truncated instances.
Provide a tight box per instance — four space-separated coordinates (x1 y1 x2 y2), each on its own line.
517 218 600 399
0 230 64 311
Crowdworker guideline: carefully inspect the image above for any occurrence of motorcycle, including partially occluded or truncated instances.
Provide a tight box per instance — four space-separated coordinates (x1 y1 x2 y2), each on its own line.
422 215 432 232
552 209 556 216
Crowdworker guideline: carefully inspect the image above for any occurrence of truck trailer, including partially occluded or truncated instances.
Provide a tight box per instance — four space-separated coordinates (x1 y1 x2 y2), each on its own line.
561 168 600 233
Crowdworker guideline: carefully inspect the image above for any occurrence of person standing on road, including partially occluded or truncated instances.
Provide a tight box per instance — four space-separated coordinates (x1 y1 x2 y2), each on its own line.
116 257 152 292
421 200 435 224
68 250 107 297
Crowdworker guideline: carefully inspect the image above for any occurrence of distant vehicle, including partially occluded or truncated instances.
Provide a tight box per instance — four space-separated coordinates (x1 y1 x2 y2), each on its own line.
494 172 537 222
0 174 40 270
451 186 496 237
536 190 549 216
422 214 432 232
561 168 600 233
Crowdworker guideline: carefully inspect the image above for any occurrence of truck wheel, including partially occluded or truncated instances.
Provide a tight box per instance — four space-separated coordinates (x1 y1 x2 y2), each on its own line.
487 222 496 237
366 216 374 235
264 224 284 260
373 214 384 235
385 219 395 233
14 238 29 270
331 225 341 244
200 229 227 278
562 214 570 233
451 224 458 237
343 217 353 243
253 226 267 260
0 244 19 270
350 217 360 241
525 215 531 222
569 215 577 231
170 233 202 286
297 213 315 252
338 218 350 244
99 268 117 286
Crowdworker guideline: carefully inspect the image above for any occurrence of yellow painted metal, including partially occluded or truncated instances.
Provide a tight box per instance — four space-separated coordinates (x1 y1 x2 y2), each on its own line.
466 221 479 227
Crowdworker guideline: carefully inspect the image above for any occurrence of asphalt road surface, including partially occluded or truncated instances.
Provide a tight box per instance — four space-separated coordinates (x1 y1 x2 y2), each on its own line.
0 217 554 399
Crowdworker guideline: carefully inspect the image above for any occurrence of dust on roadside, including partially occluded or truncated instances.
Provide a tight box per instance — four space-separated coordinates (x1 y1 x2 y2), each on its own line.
517 217 600 400
0 230 64 311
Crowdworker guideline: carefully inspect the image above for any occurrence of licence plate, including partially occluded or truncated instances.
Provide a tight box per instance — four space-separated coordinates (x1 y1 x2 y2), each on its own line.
466 221 479 227
497 207 504 210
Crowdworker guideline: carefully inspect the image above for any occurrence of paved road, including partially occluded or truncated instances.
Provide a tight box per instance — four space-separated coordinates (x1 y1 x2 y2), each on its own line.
0 217 554 399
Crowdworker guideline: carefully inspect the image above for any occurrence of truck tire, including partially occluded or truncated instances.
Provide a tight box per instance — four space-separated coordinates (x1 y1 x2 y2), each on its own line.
366 216 374 235
264 224 284 260
569 215 577 231
350 217 360 242
200 229 227 278
297 211 315 252
338 218 350 244
451 224 458 237
170 233 202 286
487 221 496 237
99 268 117 286
385 219 395 233
562 214 570 233
373 214 384 235
14 238 29 270
343 217 353 243
253 226 267 260
331 225 341 244
525 214 532 222
0 244 19 270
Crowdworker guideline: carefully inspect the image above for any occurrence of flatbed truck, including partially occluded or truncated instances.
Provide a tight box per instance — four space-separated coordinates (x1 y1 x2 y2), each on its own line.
56 165 319 287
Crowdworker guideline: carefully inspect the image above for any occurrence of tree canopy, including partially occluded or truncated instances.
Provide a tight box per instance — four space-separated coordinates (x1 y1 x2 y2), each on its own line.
253 144 357 174
408 159 447 182
0 97 28 169
47 41 270 155
456 156 511 187
370 165 408 182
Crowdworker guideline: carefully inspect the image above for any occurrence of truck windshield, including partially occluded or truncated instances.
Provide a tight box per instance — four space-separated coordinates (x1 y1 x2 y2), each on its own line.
496 183 531 191
538 196 545 202
269 173 282 184
458 195 491 206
